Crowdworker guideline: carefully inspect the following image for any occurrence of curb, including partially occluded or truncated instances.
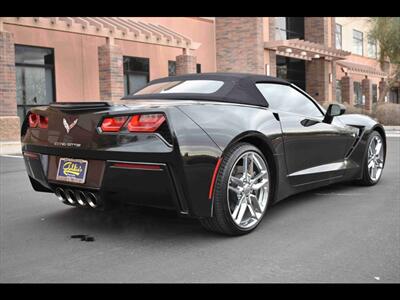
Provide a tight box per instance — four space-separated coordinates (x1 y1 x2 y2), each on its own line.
0 141 22 155
383 126 400 131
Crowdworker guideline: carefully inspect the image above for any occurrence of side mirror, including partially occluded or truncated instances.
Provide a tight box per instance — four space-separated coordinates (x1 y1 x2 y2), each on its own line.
323 103 346 123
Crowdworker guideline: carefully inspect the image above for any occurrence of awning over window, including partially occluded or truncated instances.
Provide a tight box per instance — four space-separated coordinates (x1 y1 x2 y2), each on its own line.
0 17 201 51
264 38 350 61
337 60 387 77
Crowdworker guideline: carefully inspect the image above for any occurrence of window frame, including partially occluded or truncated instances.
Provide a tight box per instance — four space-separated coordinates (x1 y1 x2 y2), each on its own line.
168 60 176 77
123 56 150 95
255 82 326 118
352 29 364 56
367 38 377 59
353 81 363 106
15 44 56 122
335 23 342 49
275 17 304 40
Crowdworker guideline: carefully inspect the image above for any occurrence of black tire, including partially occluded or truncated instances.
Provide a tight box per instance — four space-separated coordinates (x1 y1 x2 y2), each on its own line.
357 131 385 186
199 143 272 236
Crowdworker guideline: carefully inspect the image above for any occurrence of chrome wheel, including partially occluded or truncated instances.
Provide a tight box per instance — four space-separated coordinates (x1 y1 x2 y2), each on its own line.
227 151 269 229
367 135 384 182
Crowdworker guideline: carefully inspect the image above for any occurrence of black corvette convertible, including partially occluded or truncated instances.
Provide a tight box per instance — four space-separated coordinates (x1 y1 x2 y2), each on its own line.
21 73 386 235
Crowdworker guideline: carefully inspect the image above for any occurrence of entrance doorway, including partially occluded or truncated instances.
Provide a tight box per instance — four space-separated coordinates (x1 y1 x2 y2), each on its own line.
276 55 306 91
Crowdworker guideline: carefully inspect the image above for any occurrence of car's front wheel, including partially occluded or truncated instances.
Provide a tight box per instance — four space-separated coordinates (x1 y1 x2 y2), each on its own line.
358 131 385 186
200 143 272 235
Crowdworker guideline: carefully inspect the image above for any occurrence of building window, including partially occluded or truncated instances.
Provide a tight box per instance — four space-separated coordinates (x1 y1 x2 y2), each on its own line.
335 24 342 49
168 61 201 76
123 56 149 95
15 45 55 122
372 84 378 103
275 17 304 40
336 79 342 103
353 30 364 56
368 38 377 59
389 87 399 104
168 60 176 76
353 81 362 106
276 55 306 91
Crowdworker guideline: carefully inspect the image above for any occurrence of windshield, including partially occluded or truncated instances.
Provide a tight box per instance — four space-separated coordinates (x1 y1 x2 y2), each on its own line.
133 80 224 95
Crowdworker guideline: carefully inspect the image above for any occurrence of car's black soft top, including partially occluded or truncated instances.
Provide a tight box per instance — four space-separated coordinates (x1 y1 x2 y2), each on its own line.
121 72 289 107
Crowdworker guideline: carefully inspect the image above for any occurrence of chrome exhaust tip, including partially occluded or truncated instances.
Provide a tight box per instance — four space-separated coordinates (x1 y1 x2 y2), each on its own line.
65 189 77 205
55 187 67 203
85 192 98 208
75 190 87 207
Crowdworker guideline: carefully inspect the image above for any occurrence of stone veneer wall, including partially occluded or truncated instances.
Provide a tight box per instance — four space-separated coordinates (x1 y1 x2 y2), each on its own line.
215 17 265 74
0 31 20 141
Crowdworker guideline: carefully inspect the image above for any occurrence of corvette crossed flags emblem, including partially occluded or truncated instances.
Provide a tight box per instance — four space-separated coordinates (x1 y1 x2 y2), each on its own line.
63 118 78 134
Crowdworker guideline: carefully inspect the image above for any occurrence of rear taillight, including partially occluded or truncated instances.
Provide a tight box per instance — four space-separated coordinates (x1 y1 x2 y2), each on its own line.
100 114 166 133
126 114 165 132
28 113 48 128
28 113 39 128
100 116 128 132
38 115 48 129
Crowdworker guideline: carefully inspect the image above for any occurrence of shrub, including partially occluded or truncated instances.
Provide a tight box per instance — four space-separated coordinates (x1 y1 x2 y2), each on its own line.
375 103 400 125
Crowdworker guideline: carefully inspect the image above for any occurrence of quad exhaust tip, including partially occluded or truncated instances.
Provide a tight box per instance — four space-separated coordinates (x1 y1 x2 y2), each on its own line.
55 187 68 204
54 188 100 208
85 192 98 208
75 190 87 207
65 189 77 205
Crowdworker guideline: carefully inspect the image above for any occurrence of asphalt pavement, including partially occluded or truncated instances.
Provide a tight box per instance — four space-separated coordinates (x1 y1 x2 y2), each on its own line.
0 137 399 283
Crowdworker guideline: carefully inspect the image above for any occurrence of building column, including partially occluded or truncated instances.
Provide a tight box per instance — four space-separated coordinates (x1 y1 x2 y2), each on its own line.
378 78 387 102
341 74 353 106
306 58 330 105
215 17 264 74
362 76 372 112
98 40 124 102
267 50 277 77
0 30 20 143
304 17 336 104
176 52 196 75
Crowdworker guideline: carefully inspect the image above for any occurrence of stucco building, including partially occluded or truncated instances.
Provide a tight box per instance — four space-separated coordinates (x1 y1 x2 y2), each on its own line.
0 17 398 150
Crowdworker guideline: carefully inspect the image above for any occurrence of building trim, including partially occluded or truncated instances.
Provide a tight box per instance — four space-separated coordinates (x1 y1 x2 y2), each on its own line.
264 38 351 61
0 17 201 51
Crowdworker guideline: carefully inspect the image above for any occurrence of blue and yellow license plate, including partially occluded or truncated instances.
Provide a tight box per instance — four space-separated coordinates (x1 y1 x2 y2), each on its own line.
56 158 88 184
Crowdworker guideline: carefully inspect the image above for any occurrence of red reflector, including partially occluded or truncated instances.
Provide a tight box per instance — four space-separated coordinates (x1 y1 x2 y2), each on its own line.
112 162 162 170
23 151 39 159
208 157 223 200
28 113 39 128
101 116 128 132
38 115 49 129
127 114 165 132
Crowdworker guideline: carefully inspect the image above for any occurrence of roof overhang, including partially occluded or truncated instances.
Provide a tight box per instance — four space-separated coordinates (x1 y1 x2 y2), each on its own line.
337 61 388 78
264 39 351 61
0 17 201 51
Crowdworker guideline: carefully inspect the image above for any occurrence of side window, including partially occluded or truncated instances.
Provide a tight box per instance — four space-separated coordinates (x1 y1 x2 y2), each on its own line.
256 83 323 117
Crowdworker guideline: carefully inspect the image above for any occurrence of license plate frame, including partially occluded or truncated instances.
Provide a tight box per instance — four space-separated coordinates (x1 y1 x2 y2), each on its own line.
56 158 88 184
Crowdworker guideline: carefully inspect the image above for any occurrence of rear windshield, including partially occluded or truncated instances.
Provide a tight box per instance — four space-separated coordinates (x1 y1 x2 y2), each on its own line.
133 80 224 95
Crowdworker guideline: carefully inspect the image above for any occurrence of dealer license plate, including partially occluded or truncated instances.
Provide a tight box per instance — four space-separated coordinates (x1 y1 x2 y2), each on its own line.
56 158 88 184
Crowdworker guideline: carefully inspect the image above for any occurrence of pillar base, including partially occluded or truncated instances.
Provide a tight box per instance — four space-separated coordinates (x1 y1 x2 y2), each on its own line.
0 116 21 142
98 43 124 102
176 54 196 75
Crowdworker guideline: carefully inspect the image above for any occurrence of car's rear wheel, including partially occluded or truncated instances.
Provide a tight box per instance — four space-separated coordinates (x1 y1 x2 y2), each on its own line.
358 131 385 186
200 143 271 235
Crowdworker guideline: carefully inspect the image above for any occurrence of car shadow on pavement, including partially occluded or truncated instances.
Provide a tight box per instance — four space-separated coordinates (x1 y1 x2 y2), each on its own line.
38 180 370 242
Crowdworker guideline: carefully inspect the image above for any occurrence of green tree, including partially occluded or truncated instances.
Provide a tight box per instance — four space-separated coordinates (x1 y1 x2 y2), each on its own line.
368 17 400 102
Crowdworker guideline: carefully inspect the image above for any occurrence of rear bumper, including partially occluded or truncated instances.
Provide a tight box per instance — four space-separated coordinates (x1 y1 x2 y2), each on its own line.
23 147 188 215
